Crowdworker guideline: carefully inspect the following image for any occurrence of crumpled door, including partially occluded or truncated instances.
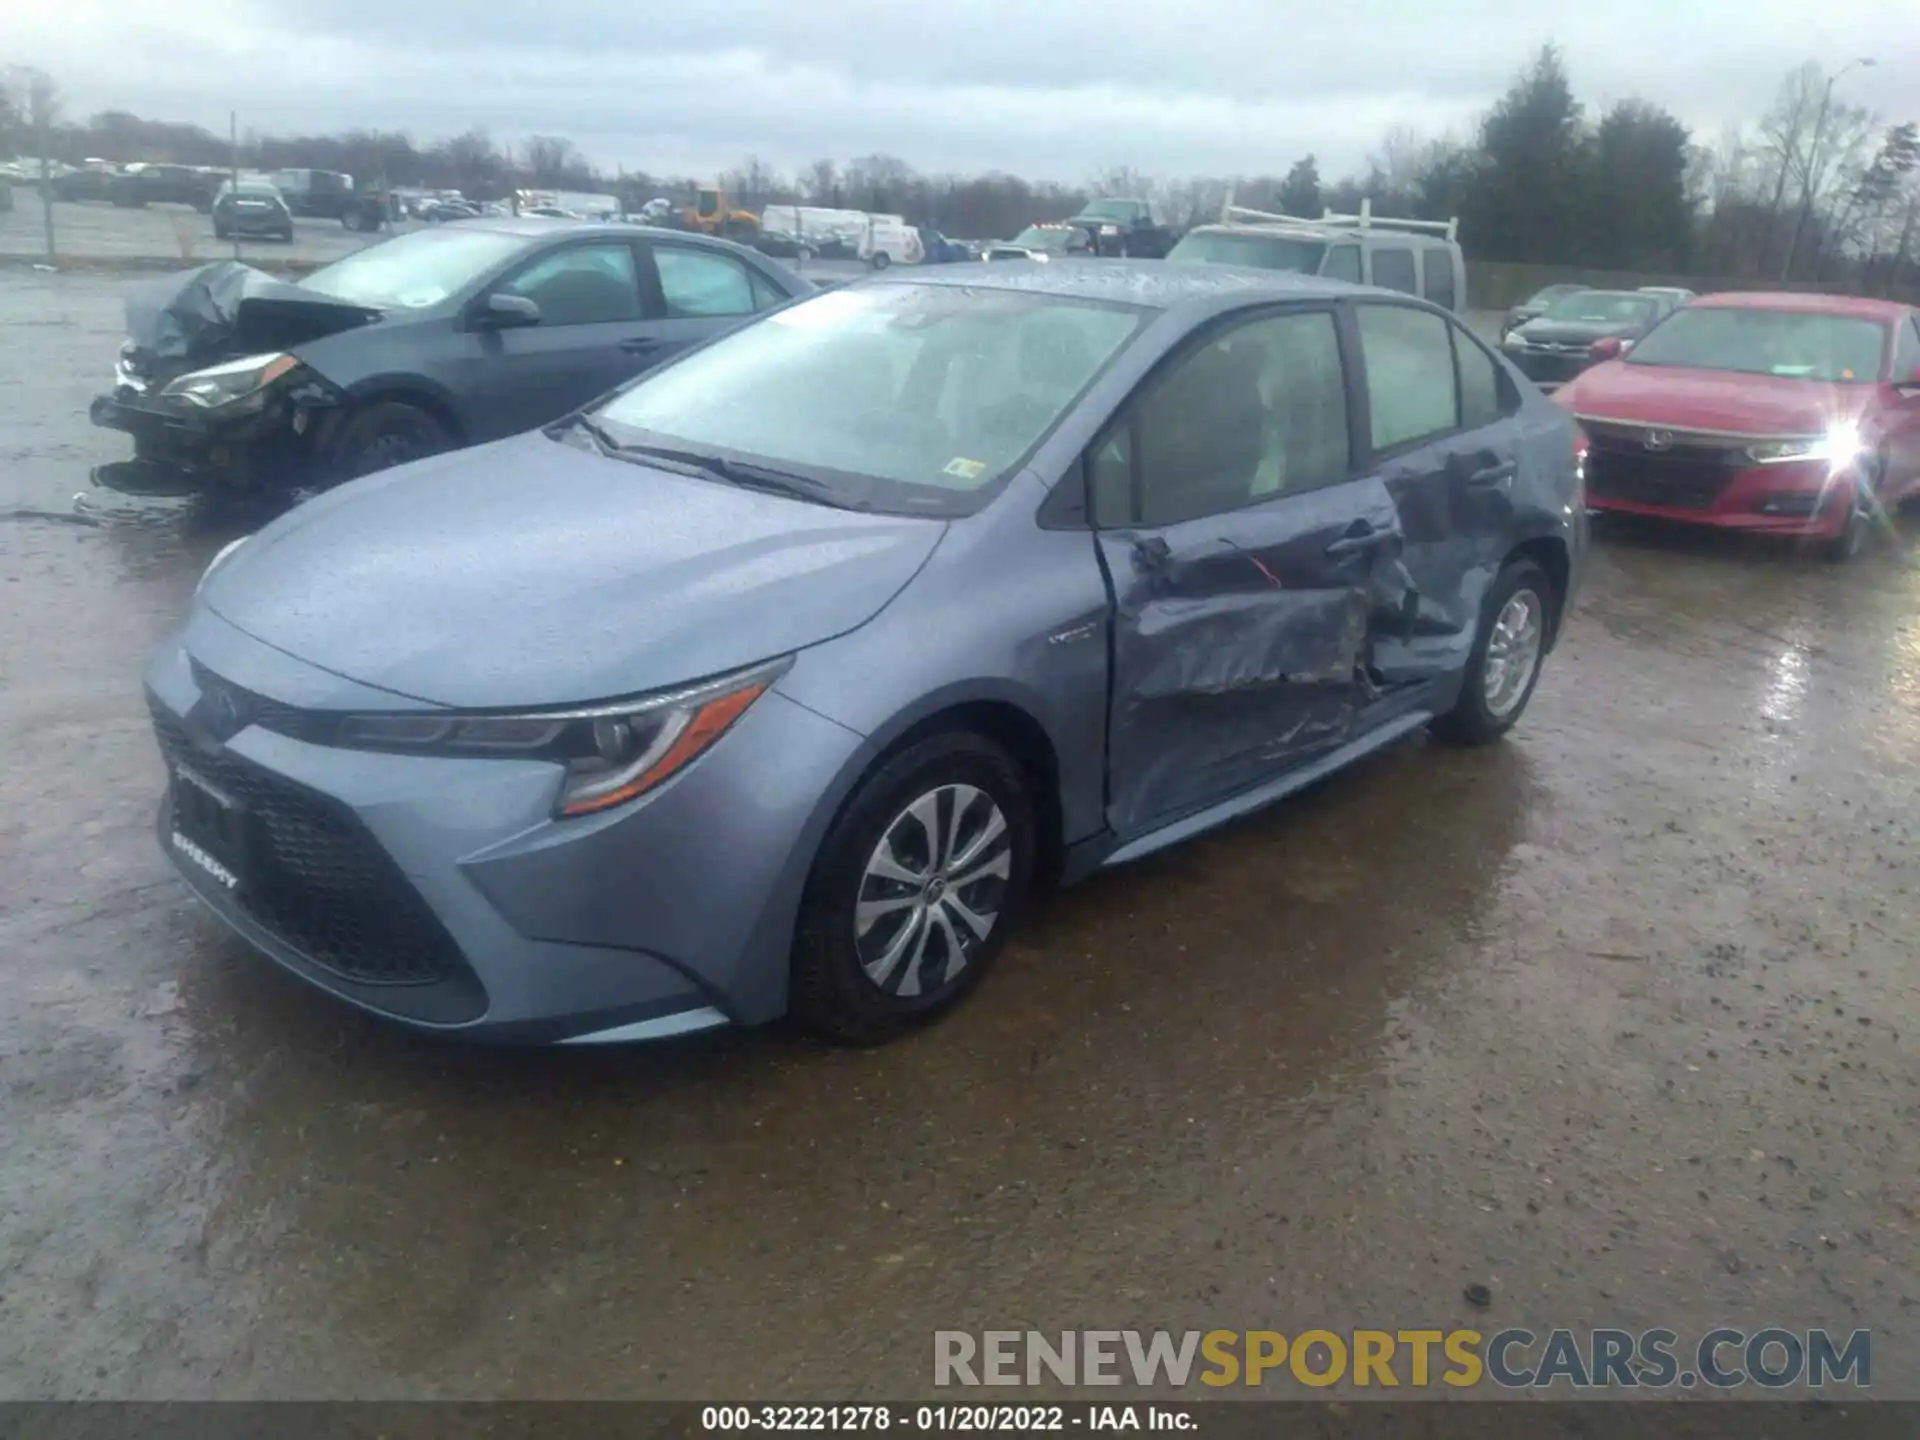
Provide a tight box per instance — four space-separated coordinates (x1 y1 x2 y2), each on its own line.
1097 476 1411 836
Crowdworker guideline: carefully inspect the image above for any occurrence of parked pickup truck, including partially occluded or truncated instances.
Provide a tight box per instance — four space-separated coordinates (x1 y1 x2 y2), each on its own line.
1066 197 1178 258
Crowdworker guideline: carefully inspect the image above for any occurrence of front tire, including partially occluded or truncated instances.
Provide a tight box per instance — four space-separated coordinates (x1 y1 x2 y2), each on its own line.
331 401 454 482
1431 559 1554 745
790 733 1035 1045
869 251 891 270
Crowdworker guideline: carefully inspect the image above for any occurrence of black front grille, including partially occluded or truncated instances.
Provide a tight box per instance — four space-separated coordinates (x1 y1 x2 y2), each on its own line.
1585 426 1746 511
1512 347 1592 384
152 699 473 990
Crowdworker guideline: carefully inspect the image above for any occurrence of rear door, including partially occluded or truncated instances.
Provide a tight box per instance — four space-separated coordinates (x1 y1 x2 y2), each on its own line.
1350 300 1524 694
1092 304 1415 836
457 237 657 439
635 239 790 362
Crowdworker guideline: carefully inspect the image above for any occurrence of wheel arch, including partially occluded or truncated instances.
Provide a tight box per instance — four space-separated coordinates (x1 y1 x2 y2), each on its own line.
339 381 469 449
810 683 1070 895
1503 534 1571 646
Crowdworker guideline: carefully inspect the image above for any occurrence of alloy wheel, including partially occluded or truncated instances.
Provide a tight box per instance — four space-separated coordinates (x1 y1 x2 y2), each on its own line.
1482 588 1544 719
855 784 1011 998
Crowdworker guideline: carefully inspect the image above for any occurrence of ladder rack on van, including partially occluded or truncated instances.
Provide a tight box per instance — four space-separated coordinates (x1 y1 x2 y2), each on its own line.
1218 190 1458 243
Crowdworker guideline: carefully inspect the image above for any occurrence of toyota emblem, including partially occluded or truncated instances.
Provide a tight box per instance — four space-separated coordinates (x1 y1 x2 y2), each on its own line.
197 681 247 742
1643 429 1674 452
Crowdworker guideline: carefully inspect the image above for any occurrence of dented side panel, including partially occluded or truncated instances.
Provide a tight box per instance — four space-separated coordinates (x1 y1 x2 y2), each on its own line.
1097 476 1408 835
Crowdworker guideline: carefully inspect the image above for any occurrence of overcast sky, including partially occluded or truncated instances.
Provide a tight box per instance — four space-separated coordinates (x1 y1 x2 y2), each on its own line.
4 0 1914 181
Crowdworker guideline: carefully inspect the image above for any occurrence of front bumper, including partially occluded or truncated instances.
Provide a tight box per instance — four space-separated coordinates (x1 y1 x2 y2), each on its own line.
1586 452 1856 539
143 618 867 1043
90 380 329 492
1505 346 1593 388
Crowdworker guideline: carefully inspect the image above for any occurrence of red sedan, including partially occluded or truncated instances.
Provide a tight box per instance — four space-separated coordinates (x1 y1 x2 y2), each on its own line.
1552 292 1920 559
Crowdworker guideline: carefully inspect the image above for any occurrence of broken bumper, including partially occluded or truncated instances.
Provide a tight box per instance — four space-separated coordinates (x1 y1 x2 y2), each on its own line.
89 386 326 493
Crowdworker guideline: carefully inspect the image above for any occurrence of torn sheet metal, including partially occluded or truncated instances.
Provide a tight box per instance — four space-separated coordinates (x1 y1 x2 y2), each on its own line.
1124 588 1368 699
1102 537 1382 834
124 261 379 368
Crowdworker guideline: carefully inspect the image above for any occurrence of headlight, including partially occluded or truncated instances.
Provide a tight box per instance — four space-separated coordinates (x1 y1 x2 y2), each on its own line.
332 656 790 818
161 351 299 408
1747 423 1864 468
195 536 248 594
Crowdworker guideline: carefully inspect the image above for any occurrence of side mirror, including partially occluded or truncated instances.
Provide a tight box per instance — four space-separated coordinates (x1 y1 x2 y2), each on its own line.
1589 336 1625 362
477 292 540 328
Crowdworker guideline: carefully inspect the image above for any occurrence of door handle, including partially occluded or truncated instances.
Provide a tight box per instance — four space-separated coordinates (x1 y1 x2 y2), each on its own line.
1324 524 1398 558
618 337 662 355
1456 454 1517 487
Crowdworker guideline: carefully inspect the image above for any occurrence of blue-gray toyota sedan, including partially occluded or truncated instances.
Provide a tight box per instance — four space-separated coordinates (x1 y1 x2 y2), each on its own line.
147 263 1588 1046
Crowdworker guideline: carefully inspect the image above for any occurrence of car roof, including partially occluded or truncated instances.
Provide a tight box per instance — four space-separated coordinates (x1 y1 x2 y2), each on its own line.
1688 290 1911 321
1186 221 1457 248
453 217 755 255
875 258 1371 310
1559 289 1656 302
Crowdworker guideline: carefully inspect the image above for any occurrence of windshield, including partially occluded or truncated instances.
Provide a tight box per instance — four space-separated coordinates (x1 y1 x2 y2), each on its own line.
1525 284 1583 308
301 226 528 310
593 284 1145 515
1012 226 1084 251
225 184 280 200
1625 307 1889 382
1542 291 1657 325
1167 231 1328 273
1078 200 1137 222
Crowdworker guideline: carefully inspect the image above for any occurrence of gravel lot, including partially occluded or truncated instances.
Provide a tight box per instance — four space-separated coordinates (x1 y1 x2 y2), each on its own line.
2 266 1917 1402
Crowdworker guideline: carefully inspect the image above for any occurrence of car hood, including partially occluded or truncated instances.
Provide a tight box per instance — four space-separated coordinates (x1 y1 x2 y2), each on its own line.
1515 318 1646 344
1556 362 1871 436
125 260 381 367
201 432 948 709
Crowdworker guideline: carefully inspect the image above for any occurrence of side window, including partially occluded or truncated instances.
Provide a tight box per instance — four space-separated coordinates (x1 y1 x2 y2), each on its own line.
500 243 641 326
1322 246 1362 283
655 246 758 319
1104 309 1350 527
1087 428 1133 528
1893 316 1920 378
1356 303 1459 452
1454 327 1505 430
1422 247 1458 311
1370 247 1417 295
746 268 788 311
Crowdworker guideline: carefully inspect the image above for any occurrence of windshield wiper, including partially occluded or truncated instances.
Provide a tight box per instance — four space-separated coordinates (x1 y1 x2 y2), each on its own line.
617 442 868 510
545 411 623 456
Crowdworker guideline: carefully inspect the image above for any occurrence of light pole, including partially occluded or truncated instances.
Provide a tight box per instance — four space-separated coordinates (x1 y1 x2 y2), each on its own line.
1780 56 1874 282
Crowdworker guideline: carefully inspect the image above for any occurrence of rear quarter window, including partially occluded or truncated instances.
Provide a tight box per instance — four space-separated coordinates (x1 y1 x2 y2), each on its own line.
1370 248 1417 295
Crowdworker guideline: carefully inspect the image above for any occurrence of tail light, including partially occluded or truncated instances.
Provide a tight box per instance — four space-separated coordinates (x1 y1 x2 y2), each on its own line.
1572 425 1590 507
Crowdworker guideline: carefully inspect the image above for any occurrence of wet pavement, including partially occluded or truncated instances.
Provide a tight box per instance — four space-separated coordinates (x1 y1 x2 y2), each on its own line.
2 268 1918 1401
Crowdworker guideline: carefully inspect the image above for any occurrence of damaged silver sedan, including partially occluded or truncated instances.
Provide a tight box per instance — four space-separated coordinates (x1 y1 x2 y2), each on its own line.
147 263 1586 1046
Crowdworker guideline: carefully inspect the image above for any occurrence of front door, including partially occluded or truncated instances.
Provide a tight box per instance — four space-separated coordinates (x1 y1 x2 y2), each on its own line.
637 240 790 361
1351 300 1521 690
460 238 663 440
1091 304 1414 836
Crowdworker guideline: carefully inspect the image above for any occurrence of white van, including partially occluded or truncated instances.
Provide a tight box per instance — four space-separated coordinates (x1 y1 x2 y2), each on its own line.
1169 195 1468 313
858 215 924 269
759 205 923 268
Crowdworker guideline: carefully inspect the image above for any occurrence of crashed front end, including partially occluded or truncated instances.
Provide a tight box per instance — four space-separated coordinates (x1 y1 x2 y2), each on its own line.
90 261 379 496
92 348 348 495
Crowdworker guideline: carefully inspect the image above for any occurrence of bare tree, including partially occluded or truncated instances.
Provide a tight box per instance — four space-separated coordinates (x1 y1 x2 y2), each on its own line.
801 158 839 206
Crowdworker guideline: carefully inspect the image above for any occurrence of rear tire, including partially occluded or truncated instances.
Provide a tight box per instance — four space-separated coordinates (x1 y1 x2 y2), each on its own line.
870 251 891 270
790 732 1035 1045
331 401 454 483
1431 559 1555 746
